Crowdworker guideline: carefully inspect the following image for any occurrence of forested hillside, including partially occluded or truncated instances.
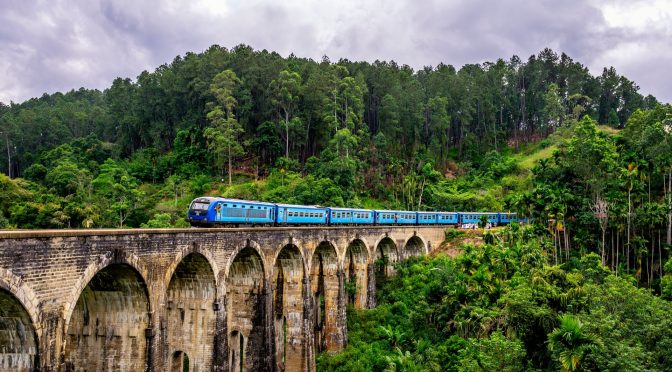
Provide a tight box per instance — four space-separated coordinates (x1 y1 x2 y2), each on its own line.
0 45 658 225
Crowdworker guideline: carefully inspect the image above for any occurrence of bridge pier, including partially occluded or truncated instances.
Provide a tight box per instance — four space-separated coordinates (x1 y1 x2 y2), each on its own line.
0 226 444 371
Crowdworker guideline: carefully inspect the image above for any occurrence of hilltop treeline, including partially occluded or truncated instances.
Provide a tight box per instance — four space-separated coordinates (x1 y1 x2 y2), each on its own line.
0 45 655 183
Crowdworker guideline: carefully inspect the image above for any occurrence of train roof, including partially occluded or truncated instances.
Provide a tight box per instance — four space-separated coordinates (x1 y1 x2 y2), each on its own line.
192 197 276 206
417 211 458 214
327 207 372 212
373 210 417 213
275 203 327 210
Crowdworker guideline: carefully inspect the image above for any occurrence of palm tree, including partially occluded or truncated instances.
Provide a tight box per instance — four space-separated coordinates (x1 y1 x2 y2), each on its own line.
547 314 599 372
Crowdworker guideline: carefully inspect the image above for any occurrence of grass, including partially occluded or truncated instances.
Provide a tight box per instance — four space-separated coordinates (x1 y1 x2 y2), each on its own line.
517 144 558 170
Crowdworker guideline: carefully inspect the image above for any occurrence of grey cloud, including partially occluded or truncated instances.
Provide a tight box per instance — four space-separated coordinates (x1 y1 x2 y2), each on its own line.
0 0 670 104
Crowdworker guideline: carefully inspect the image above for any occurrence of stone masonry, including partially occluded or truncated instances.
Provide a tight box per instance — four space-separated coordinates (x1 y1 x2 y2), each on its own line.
0 226 446 371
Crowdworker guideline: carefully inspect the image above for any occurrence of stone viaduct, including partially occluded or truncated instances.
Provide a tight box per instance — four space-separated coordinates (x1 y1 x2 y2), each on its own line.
0 226 446 371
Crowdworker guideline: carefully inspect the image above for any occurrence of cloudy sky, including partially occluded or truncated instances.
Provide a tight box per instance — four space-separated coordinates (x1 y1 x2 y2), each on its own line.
1 0 671 104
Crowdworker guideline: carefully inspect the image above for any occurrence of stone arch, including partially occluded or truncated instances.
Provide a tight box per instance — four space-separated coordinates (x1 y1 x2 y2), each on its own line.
222 239 268 281
62 251 152 331
163 245 219 292
374 236 399 278
63 262 150 371
165 252 217 372
226 246 267 371
0 268 40 331
272 244 306 371
310 241 340 353
0 287 39 371
405 235 427 257
344 239 369 309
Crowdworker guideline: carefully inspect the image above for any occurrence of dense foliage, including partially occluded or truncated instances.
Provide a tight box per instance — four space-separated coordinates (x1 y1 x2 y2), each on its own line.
317 225 672 371
514 106 672 288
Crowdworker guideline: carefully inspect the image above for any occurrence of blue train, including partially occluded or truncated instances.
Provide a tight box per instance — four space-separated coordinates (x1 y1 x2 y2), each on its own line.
187 197 524 227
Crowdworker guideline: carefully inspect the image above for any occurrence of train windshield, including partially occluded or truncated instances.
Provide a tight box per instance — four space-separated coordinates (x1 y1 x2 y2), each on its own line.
190 202 210 211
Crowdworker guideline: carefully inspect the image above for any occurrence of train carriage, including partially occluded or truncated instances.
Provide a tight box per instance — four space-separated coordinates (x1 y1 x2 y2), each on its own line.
417 211 438 225
460 212 500 226
436 212 459 225
188 197 276 226
276 204 328 225
394 211 417 225
499 212 519 224
375 210 397 224
329 208 374 225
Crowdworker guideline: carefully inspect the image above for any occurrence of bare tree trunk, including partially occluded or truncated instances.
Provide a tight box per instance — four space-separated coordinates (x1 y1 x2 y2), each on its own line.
666 167 672 245
627 187 632 273
417 176 426 211
616 232 620 276
659 229 663 281
285 110 290 159
5 132 10 178
228 143 232 186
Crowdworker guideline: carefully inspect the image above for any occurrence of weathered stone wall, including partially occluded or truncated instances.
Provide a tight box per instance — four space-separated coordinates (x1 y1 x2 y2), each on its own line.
0 226 446 371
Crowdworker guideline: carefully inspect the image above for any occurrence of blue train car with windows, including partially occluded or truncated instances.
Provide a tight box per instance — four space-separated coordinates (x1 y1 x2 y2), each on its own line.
188 197 276 226
436 212 459 225
275 204 328 225
394 211 417 225
499 212 519 224
417 211 438 225
459 212 500 225
375 210 398 224
328 208 374 225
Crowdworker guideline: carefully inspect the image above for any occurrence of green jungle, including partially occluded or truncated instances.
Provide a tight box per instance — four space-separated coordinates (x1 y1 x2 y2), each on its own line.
1 45 672 370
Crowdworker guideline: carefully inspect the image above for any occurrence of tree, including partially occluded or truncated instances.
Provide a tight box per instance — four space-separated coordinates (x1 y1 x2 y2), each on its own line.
91 159 143 227
547 314 598 371
271 70 302 159
543 83 564 133
204 69 244 185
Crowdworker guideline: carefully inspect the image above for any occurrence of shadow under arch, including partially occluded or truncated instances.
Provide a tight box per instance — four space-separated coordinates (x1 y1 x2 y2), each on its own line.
63 262 151 371
0 267 40 332
310 241 340 353
62 251 152 331
344 238 369 309
163 245 219 292
374 236 398 278
225 245 267 371
166 252 217 372
404 235 427 257
272 243 307 371
0 286 40 370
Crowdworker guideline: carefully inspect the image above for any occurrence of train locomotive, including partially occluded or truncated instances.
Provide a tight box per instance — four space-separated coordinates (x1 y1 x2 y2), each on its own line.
187 197 523 227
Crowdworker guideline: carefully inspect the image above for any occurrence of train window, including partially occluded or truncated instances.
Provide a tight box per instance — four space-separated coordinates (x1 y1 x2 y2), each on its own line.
223 204 228 207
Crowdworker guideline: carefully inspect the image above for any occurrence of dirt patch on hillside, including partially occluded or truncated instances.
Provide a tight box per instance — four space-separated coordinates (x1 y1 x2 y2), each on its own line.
431 229 484 258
